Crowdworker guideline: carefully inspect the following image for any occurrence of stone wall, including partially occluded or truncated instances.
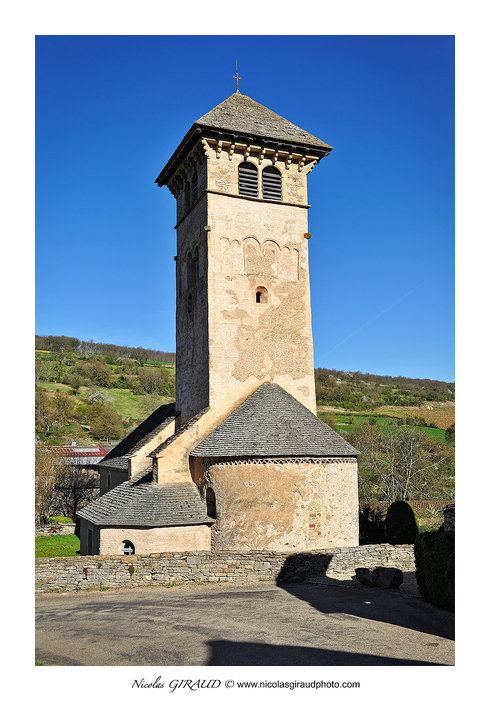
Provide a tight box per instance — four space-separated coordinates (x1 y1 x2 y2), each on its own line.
35 544 414 594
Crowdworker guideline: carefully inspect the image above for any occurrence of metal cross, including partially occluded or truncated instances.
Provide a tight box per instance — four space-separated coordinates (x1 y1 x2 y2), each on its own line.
233 62 241 93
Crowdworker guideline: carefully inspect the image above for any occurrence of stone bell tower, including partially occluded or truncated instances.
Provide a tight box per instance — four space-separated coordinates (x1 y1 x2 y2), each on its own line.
156 90 332 425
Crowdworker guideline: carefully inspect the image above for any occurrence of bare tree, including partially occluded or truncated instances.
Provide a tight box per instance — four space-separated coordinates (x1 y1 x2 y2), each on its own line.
346 424 454 503
53 462 100 518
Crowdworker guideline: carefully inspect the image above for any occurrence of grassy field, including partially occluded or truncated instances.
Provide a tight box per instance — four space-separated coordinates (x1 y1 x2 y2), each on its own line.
35 533 80 558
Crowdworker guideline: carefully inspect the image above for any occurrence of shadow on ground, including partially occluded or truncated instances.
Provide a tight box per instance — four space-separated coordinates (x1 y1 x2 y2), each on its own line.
275 553 454 641
205 639 444 666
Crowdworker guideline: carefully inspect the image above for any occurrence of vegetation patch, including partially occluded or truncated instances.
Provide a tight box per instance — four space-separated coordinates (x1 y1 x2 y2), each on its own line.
35 533 80 558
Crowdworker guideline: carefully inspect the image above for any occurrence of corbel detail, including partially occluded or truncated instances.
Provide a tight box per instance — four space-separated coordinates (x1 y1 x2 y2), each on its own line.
201 138 213 159
302 158 318 175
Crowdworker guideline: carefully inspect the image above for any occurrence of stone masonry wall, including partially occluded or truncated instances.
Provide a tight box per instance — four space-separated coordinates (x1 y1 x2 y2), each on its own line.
35 544 414 593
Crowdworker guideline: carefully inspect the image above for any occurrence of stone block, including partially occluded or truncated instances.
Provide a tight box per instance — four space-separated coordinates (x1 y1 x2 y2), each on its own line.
355 567 403 590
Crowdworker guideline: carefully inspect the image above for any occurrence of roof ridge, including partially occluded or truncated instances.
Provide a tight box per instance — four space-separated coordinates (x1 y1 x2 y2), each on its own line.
148 406 210 457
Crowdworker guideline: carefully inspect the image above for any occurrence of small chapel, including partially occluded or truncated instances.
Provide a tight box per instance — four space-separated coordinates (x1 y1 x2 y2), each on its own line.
77 83 359 556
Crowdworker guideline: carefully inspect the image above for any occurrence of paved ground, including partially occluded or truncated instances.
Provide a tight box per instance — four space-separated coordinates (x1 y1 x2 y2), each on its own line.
35 574 454 667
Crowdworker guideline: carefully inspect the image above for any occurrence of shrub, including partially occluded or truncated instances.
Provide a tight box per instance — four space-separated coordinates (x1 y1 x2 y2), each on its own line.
385 500 419 544
414 530 454 611
445 423 455 443
358 504 385 542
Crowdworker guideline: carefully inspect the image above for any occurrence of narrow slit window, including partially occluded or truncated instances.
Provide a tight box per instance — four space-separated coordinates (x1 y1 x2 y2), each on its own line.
262 166 282 200
238 161 258 197
206 488 217 519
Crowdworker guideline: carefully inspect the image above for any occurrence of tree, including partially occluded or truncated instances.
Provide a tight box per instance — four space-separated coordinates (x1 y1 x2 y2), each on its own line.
346 423 454 503
137 367 170 395
82 358 112 387
35 390 55 436
35 446 66 524
51 390 76 426
88 403 124 441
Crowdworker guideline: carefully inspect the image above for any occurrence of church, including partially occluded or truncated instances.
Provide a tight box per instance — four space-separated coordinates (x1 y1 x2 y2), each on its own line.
77 85 359 556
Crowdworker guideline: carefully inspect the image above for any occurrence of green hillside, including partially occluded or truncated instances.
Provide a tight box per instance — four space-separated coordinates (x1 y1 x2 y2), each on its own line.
35 335 454 448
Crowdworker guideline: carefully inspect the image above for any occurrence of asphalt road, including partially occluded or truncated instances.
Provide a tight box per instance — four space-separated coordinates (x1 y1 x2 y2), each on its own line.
35 579 454 666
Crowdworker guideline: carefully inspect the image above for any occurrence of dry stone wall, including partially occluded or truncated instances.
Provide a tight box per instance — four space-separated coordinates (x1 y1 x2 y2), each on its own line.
35 544 414 593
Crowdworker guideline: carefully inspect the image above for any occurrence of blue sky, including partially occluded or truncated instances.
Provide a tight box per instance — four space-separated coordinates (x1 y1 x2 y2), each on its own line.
35 35 455 381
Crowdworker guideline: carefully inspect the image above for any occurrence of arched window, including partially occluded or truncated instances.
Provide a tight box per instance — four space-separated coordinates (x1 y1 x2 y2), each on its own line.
238 161 258 197
206 488 217 519
255 286 268 304
187 294 193 314
262 166 282 200
121 540 135 555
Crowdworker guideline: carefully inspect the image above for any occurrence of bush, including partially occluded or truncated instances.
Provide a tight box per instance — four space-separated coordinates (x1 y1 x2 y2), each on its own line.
414 530 454 611
385 500 419 544
358 504 385 542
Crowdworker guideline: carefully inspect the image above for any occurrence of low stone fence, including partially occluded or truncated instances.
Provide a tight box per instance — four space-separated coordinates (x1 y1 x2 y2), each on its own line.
35 523 76 537
35 544 415 594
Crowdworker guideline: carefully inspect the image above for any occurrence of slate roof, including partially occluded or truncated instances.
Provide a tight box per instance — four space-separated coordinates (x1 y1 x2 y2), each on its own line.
195 93 331 150
190 383 358 459
77 469 212 527
100 402 177 470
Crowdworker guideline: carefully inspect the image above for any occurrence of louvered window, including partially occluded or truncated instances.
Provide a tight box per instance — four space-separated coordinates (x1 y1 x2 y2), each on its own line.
238 162 258 197
191 173 198 203
184 183 191 213
262 166 282 200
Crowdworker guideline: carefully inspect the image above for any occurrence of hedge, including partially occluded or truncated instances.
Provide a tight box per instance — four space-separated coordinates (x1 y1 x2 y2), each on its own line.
414 530 454 612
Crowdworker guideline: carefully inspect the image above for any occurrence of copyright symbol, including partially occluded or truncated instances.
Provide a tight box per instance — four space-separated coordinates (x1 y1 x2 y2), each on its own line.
225 680 234 689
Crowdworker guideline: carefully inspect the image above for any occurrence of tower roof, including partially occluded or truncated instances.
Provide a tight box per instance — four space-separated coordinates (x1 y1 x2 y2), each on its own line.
195 93 331 150
190 383 358 459
156 93 332 187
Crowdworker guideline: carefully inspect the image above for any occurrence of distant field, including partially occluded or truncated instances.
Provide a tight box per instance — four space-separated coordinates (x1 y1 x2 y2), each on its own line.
380 405 455 430
318 413 453 445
